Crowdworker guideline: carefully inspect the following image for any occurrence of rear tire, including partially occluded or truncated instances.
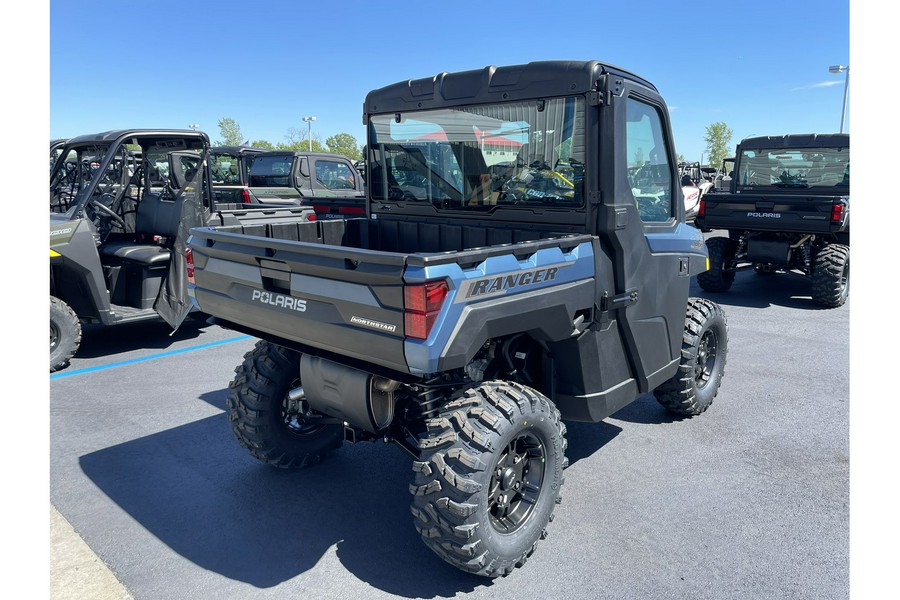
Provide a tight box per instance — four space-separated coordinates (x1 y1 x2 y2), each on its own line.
697 236 736 293
654 297 728 416
811 244 849 308
227 340 343 469
50 296 81 372
410 381 567 577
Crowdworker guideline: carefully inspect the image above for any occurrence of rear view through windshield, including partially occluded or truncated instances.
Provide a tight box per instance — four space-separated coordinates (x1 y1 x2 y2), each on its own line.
367 96 585 211
249 155 295 187
737 146 849 189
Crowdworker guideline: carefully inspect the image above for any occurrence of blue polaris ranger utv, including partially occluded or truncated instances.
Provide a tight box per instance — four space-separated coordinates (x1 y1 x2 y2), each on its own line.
187 60 729 577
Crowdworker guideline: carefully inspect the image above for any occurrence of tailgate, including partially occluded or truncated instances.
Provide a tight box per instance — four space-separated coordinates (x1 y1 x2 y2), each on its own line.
301 196 367 220
213 187 242 204
699 192 845 233
249 186 302 206
188 224 411 374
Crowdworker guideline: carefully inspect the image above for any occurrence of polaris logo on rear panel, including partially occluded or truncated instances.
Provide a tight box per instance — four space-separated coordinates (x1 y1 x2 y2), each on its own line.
251 290 307 312
747 212 781 218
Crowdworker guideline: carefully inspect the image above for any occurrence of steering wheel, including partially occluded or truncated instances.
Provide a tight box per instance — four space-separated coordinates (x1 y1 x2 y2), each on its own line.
88 197 127 231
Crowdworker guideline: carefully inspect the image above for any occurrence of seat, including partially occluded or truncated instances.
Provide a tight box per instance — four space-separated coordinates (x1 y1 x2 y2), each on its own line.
100 192 183 266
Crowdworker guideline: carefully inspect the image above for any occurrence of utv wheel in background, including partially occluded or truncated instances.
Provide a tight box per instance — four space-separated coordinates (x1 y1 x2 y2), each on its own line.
696 236 736 293
410 381 567 578
50 296 81 373
227 340 343 469
811 244 849 308
654 297 728 416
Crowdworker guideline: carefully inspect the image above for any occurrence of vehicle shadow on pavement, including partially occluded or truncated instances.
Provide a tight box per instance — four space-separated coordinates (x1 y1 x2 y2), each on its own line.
692 271 836 311
75 318 211 359
608 393 688 426
563 420 622 467
77 406 485 597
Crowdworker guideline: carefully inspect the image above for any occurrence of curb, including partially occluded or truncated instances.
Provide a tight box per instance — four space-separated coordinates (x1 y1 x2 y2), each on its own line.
50 504 133 600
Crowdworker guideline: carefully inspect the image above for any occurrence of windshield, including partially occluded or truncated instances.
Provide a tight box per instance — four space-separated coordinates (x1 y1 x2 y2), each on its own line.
367 96 585 211
249 155 294 187
737 147 849 189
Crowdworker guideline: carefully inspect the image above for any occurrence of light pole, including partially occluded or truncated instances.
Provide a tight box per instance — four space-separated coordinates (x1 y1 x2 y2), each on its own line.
188 123 200 131
303 116 317 151
828 65 849 133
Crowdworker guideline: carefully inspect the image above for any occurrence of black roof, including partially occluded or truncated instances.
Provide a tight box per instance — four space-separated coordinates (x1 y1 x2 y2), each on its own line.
210 145 268 155
65 129 210 146
364 60 657 115
739 133 849 150
252 150 352 159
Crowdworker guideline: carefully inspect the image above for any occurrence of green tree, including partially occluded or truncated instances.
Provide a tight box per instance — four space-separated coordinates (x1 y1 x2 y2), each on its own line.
216 117 244 146
325 133 362 160
250 139 275 150
704 122 733 168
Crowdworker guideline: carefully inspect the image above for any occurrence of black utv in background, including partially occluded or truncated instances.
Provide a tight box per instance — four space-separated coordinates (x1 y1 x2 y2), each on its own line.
695 133 849 307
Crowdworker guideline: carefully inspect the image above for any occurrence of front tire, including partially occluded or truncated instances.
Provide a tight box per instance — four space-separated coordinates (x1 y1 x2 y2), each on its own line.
227 340 343 469
410 381 567 577
811 244 849 308
50 296 81 372
654 297 728 416
697 236 736 293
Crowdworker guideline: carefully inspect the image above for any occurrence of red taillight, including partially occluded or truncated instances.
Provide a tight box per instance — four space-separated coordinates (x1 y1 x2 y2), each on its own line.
241 188 252 204
403 281 448 340
307 213 316 221
186 247 195 284
313 205 331 215
698 198 706 216
831 201 844 223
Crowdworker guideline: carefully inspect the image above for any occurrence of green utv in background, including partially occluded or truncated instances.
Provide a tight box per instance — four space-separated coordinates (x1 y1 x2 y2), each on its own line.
187 61 730 577
247 150 366 218
49 129 314 372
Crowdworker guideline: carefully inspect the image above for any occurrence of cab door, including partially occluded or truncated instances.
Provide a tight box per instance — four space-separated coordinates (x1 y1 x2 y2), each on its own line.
598 80 697 392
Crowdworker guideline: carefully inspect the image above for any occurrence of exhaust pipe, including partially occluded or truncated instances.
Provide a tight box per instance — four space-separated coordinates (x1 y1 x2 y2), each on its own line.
299 355 398 433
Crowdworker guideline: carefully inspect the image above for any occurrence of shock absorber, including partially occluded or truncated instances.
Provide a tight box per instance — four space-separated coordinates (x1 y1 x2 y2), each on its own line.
414 376 448 420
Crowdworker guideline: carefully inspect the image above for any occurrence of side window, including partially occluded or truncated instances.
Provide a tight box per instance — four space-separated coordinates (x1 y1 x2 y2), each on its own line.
315 160 356 190
625 98 673 223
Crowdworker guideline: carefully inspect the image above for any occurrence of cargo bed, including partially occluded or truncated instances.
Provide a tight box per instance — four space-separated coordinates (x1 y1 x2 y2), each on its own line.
188 217 591 376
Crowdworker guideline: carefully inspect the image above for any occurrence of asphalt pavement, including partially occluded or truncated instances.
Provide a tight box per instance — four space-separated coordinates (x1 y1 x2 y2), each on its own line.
49 265 849 599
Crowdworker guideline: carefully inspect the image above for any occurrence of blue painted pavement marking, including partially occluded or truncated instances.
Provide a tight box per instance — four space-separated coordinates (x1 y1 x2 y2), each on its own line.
50 335 253 380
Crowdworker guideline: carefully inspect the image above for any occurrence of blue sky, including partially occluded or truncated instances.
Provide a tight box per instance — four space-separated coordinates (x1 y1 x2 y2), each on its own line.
49 0 850 163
